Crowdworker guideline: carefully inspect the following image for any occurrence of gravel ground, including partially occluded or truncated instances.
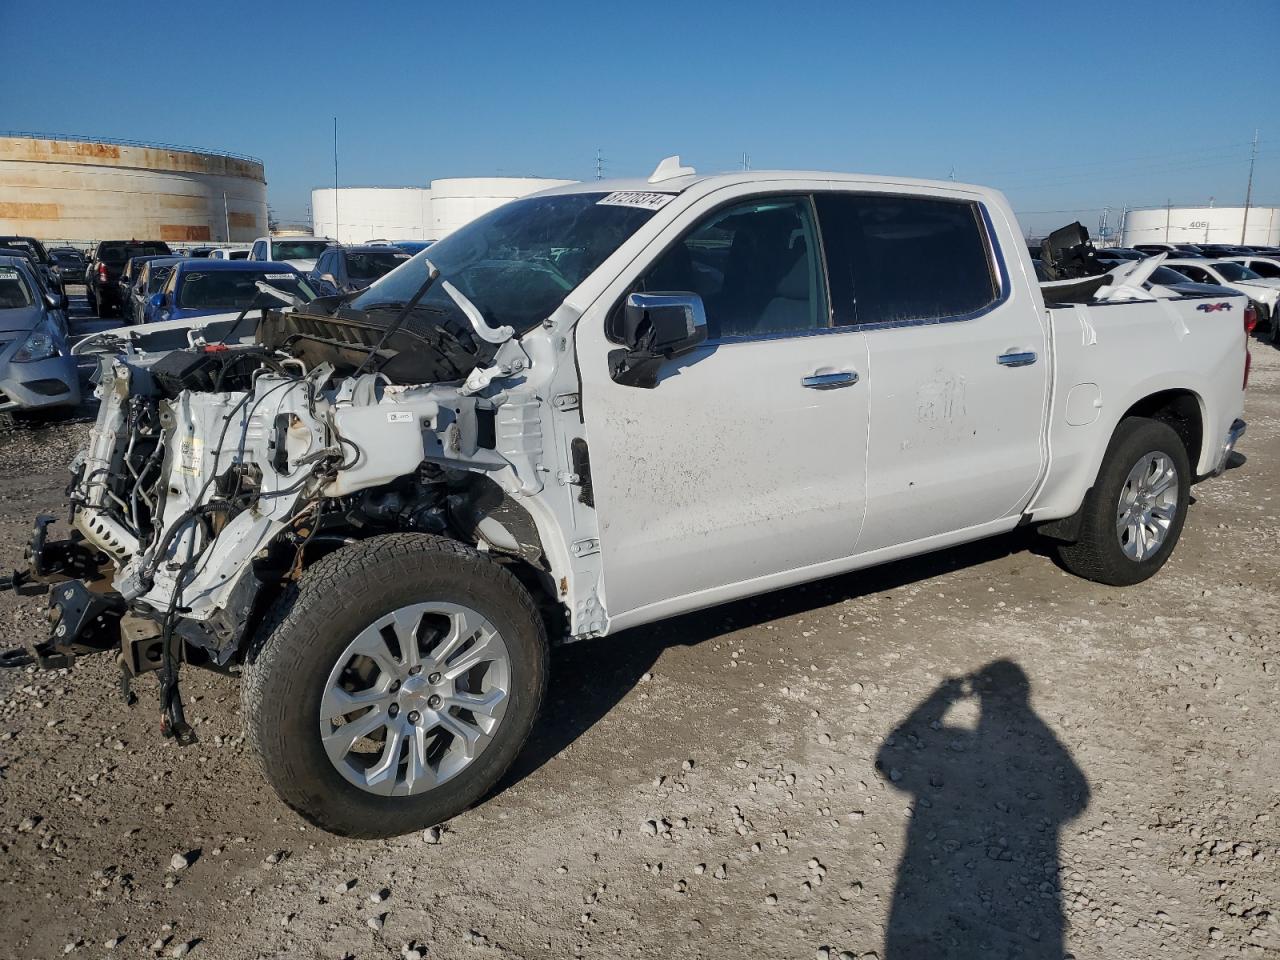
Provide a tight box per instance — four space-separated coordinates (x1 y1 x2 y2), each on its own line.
0 331 1277 960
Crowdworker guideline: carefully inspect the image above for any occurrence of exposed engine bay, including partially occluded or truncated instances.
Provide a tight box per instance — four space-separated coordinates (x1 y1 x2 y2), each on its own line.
3 301 583 743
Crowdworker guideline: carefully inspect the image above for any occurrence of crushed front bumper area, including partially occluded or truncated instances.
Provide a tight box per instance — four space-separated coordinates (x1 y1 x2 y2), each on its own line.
0 515 122 670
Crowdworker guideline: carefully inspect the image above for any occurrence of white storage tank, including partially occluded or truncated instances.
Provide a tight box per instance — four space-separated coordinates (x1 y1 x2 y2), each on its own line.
1122 205 1280 247
0 133 268 243
310 186 433 244
429 177 575 239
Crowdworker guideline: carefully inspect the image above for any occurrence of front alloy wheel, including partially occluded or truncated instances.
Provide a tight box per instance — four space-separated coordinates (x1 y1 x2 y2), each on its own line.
243 534 547 838
320 602 511 796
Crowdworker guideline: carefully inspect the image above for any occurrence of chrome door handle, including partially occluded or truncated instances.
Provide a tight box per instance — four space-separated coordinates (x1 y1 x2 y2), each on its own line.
801 370 860 389
997 351 1037 367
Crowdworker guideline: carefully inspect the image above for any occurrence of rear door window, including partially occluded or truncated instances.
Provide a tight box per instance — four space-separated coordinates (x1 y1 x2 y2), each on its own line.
1246 260 1280 278
638 196 829 339
816 193 999 327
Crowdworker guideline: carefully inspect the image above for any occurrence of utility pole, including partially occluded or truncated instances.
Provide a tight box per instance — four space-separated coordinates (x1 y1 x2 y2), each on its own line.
333 117 340 241
222 191 230 242
1165 199 1172 242
1241 128 1258 244
741 152 751 171
595 148 604 181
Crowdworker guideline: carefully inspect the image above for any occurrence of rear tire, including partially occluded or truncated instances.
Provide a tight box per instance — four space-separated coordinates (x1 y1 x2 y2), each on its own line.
1053 417 1191 586
242 533 548 838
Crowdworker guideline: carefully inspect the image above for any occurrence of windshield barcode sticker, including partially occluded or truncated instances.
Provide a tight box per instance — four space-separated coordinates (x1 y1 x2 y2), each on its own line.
597 191 676 211
394 253 410 259
0 269 19 279
263 273 294 280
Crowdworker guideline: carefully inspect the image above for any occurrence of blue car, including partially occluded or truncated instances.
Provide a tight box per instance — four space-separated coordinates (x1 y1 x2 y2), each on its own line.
149 260 319 324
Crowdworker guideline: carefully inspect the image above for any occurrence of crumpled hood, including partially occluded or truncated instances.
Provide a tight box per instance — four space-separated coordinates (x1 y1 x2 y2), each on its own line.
0 304 43 337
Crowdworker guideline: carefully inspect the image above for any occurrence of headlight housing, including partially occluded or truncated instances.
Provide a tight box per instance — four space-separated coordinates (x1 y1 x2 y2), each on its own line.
13 323 58 363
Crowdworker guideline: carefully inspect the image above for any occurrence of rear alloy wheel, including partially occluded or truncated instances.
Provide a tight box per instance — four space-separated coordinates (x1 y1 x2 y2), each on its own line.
243 533 547 837
1053 417 1191 586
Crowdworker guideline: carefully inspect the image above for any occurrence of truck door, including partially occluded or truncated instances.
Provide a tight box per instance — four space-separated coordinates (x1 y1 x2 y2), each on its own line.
813 191 1049 555
576 193 870 626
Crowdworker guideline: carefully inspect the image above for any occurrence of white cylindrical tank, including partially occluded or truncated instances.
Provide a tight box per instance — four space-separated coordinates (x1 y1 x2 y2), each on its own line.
1122 205 1280 247
429 177 575 239
0 134 268 243
311 187 433 244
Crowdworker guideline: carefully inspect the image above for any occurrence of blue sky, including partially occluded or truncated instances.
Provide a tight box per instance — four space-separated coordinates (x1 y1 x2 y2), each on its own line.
7 0 1278 236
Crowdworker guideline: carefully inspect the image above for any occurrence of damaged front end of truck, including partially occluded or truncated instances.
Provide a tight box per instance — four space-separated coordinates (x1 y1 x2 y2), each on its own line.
0 235 608 746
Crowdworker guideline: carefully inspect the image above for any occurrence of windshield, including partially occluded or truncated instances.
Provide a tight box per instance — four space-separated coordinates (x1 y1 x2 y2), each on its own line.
348 192 662 333
177 270 317 310
0 266 34 308
1213 262 1262 282
271 240 330 261
348 249 411 281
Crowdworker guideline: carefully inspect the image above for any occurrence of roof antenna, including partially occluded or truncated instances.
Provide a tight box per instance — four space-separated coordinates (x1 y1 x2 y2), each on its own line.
648 155 696 184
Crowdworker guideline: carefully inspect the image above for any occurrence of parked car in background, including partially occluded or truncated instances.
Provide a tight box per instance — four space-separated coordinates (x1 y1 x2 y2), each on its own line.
1133 242 1204 257
124 257 183 325
47 248 87 290
391 239 434 255
208 246 251 260
1165 258 1280 335
1220 257 1280 340
1095 247 1148 264
1222 256 1280 281
1144 265 1236 299
0 255 79 420
148 260 318 326
247 236 332 272
185 246 215 258
1193 243 1253 258
308 244 412 295
0 236 57 290
117 255 178 322
85 240 173 317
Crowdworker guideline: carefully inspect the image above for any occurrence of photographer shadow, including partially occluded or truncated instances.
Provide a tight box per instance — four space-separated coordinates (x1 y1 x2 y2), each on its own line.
875 660 1089 959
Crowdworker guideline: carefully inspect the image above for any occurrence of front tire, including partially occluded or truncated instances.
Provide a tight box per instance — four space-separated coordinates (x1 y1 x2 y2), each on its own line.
242 533 548 838
1053 417 1191 586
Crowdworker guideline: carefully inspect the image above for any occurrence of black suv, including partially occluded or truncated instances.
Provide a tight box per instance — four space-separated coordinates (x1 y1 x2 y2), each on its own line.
85 240 172 317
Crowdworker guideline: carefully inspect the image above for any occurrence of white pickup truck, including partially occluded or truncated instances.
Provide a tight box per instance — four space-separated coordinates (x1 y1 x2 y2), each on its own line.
2 160 1248 838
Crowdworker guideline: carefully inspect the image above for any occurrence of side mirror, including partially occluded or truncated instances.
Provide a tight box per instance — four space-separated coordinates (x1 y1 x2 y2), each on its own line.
149 293 165 310
45 291 67 311
321 273 337 286
608 292 709 388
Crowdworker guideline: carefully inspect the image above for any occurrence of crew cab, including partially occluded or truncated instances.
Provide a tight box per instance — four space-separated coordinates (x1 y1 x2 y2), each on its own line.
2 161 1248 839
247 236 332 272
85 240 172 316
